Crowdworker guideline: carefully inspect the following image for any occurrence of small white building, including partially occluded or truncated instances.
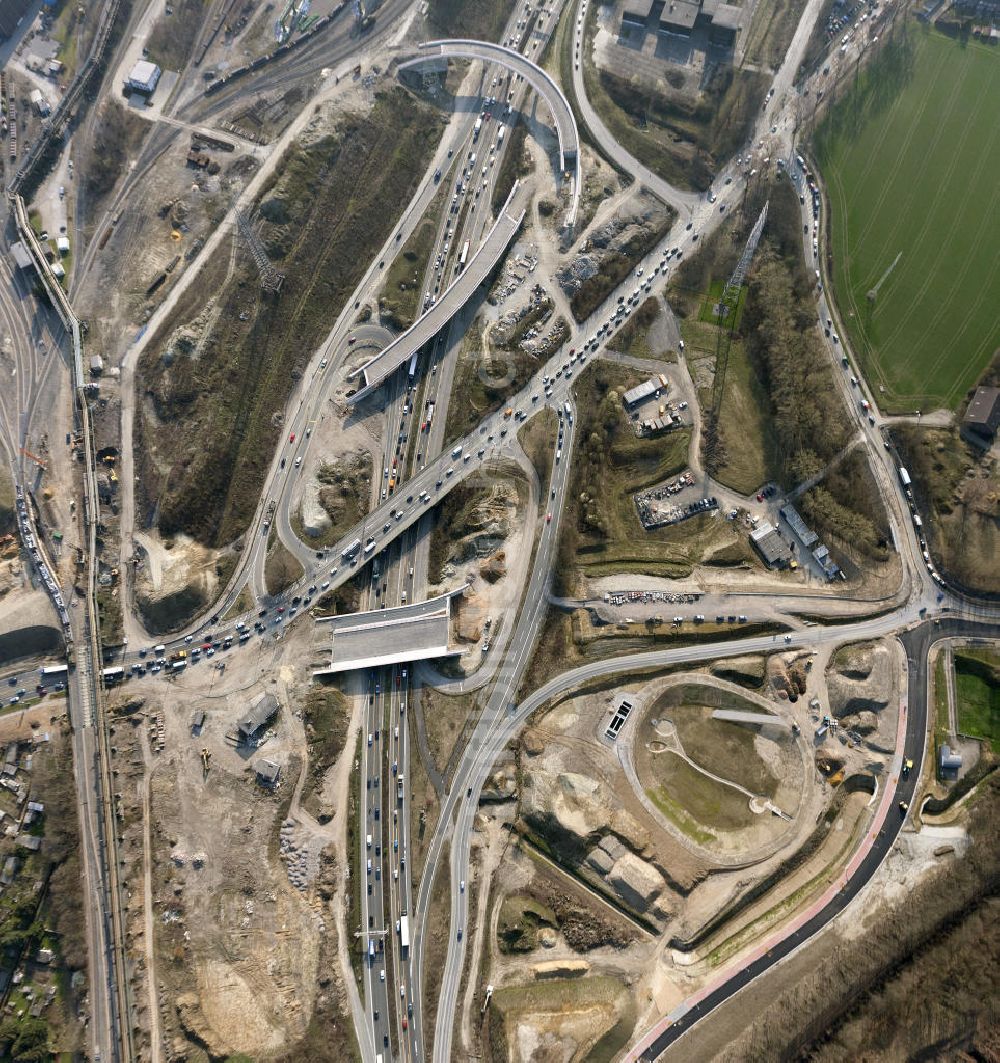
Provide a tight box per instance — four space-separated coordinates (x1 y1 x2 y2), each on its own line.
125 59 161 97
56 235 70 255
29 89 50 118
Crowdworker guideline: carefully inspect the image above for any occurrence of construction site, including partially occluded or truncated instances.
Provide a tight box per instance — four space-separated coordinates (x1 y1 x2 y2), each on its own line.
453 637 915 1060
103 627 360 1061
0 0 996 1058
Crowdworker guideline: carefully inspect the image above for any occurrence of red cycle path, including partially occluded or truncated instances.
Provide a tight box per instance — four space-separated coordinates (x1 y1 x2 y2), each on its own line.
627 699 908 1061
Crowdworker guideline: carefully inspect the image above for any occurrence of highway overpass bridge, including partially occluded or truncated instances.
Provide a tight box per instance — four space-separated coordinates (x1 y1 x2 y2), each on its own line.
348 184 525 405
399 39 582 226
313 589 464 674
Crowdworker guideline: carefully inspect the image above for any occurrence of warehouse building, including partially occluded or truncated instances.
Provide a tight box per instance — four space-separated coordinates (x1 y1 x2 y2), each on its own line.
780 503 819 548
622 0 741 45
29 89 50 117
124 59 161 98
622 378 661 409
237 693 279 741
812 543 841 581
750 521 792 569
623 0 657 24
635 414 681 438
255 759 281 787
962 386 1000 448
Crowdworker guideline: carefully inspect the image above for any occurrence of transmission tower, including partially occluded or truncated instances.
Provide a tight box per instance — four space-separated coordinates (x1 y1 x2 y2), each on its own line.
235 209 285 294
700 200 767 479
710 200 768 419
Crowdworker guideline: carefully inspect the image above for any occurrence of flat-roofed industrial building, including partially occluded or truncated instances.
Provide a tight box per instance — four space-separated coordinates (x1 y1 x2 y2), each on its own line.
750 521 792 568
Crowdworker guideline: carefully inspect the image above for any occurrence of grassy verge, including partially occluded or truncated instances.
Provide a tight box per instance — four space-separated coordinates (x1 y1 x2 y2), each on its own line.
647 778 719 843
145 0 206 70
82 101 150 206
300 682 350 818
345 729 363 990
425 0 516 40
49 0 98 80
517 408 558 510
221 586 253 621
954 650 1000 749
0 465 14 535
136 88 443 549
381 183 447 330
890 418 999 597
421 842 451 1038
421 686 477 783
264 533 303 595
96 586 123 646
646 748 759 832
491 120 530 214
933 651 951 771
711 336 779 496
407 702 439 885
742 0 809 69
652 685 780 795
443 330 549 446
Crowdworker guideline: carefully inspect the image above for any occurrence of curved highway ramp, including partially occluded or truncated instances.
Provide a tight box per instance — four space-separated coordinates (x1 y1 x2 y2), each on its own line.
348 184 525 405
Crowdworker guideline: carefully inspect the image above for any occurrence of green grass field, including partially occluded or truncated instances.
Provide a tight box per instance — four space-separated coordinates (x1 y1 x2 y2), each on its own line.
954 650 1000 749
815 29 1000 411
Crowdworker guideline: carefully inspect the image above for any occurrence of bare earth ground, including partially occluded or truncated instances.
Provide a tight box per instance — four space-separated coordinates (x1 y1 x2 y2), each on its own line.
471 636 903 1049
106 614 363 1059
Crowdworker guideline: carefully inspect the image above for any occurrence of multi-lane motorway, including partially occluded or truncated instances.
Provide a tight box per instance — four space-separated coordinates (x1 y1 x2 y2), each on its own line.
5 0 998 1056
85 15 989 1053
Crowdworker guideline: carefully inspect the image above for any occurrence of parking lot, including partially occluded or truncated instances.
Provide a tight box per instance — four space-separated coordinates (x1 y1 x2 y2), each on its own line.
635 469 719 529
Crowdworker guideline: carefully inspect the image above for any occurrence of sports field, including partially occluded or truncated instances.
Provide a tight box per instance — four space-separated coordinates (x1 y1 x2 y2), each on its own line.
815 29 1000 412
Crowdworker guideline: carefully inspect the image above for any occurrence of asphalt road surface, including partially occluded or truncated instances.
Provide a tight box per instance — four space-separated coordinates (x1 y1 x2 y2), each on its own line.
631 615 996 1059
